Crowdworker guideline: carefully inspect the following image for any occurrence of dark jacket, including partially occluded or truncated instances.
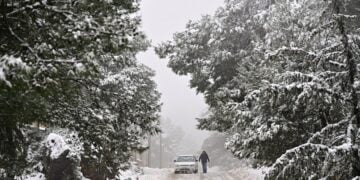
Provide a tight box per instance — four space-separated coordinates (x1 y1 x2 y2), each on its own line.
199 152 210 163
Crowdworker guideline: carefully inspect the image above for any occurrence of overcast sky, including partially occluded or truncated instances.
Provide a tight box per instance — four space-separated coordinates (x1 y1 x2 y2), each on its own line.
137 0 224 149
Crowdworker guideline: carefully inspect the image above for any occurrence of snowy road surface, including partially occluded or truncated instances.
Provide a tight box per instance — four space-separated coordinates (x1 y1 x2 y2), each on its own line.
139 166 265 180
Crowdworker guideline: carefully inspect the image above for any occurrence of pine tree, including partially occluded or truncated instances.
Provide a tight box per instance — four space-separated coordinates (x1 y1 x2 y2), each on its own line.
157 0 360 178
156 0 269 132
0 0 161 178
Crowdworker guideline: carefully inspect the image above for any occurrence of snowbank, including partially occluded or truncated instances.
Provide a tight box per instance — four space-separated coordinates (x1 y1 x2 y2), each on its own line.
118 169 140 180
117 161 144 180
228 166 269 180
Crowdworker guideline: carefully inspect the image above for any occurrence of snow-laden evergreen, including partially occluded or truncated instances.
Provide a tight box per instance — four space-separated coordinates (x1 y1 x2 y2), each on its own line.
14 129 86 180
0 0 161 179
156 0 360 178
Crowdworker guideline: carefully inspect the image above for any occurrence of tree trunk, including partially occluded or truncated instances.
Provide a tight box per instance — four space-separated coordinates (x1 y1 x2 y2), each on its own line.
333 0 360 177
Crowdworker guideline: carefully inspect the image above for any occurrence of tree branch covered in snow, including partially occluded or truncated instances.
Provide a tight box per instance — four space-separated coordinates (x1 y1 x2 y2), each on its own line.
157 0 360 178
0 0 161 179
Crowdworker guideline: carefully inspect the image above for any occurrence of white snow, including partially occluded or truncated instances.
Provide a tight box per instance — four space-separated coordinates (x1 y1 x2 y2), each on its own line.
0 55 30 87
45 133 69 159
0 68 8 86
117 162 143 180
139 166 265 180
0 168 6 179
227 166 268 180
75 63 85 73
118 169 139 180
139 167 174 180
15 172 46 180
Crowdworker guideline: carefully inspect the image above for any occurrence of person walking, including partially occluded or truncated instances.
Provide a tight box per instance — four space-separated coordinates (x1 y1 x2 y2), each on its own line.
199 151 210 173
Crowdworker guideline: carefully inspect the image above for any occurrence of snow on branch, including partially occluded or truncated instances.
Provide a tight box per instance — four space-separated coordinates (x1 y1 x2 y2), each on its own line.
265 46 316 60
38 59 82 64
5 2 42 17
278 71 315 83
0 55 31 87
329 60 346 68
310 20 337 39
333 14 358 20
308 119 348 146
266 142 354 179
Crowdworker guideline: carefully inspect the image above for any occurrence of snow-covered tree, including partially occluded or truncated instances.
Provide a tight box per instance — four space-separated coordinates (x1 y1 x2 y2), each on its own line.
225 0 350 164
156 0 270 132
157 0 360 178
76 63 161 179
0 0 161 179
263 0 360 178
14 129 86 180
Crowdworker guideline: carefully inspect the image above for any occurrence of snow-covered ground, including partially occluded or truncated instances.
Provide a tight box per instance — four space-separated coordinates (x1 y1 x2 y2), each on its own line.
139 166 266 180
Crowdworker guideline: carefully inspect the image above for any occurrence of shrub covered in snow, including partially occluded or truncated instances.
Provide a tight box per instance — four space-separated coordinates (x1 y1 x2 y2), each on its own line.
15 129 87 180
117 161 143 180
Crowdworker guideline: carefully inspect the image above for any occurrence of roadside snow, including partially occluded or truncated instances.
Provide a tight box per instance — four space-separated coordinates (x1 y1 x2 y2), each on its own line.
140 168 173 180
143 167 173 176
118 169 139 180
139 166 266 180
117 161 143 180
228 166 268 180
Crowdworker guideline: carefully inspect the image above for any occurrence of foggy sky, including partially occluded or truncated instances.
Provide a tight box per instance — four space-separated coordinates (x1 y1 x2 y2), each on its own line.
137 0 224 151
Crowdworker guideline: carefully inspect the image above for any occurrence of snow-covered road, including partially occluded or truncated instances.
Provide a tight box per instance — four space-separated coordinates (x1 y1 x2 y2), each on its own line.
139 166 265 180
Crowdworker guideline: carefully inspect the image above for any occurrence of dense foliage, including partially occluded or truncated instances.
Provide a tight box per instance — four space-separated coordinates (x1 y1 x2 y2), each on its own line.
156 0 360 178
0 0 161 179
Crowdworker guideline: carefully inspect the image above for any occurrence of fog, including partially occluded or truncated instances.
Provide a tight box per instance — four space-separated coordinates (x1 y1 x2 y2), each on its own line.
137 0 224 154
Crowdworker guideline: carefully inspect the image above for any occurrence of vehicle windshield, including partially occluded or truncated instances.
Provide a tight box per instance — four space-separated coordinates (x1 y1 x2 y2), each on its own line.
177 156 196 162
